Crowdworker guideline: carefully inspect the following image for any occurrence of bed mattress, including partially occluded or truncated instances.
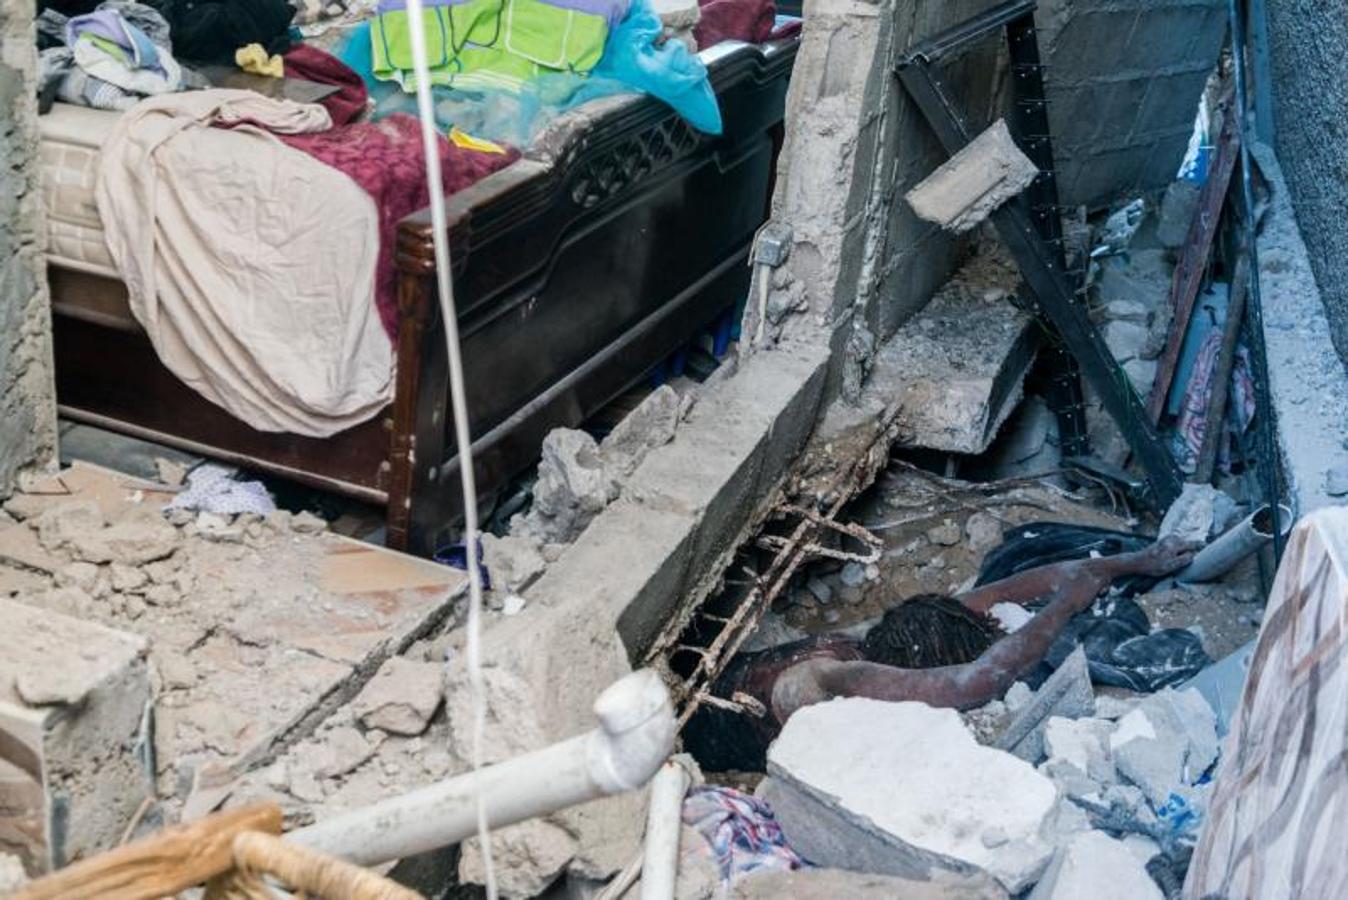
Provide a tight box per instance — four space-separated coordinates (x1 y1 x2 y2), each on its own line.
39 103 122 279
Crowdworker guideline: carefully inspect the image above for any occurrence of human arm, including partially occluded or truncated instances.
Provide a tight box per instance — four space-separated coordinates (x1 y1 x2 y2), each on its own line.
770 538 1198 721
955 537 1200 613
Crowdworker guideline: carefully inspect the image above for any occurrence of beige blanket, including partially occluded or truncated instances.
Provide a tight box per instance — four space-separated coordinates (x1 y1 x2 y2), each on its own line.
96 90 392 437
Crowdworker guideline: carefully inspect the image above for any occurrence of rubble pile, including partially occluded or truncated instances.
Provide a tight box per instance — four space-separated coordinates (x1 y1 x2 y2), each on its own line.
0 461 466 866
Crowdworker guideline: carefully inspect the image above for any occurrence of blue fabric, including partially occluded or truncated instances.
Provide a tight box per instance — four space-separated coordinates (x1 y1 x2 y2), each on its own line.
338 0 721 142
539 0 722 135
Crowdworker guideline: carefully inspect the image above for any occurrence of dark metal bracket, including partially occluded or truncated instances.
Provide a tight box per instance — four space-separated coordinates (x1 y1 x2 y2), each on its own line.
894 0 1183 510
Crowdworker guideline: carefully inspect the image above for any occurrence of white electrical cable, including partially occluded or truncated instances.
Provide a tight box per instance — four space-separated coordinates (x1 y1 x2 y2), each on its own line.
399 4 498 897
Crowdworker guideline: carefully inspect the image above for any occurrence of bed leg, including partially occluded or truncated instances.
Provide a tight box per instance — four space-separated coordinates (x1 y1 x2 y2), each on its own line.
386 272 433 552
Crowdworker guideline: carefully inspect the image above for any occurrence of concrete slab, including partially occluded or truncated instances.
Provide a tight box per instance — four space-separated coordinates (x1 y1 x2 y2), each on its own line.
866 249 1037 455
905 120 1039 234
764 699 1057 893
1029 830 1163 900
0 600 152 875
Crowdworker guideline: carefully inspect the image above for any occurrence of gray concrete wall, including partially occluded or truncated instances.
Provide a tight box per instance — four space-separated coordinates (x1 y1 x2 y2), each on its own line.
761 0 1005 400
1039 0 1228 210
0 1 58 496
1264 0 1348 378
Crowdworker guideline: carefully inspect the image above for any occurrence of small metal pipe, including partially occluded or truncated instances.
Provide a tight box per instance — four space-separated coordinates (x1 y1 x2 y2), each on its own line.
1178 503 1292 584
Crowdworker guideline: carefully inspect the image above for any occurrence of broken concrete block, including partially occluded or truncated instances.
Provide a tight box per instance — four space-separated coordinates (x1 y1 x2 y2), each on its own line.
514 429 614 545
867 273 1038 455
1107 687 1218 808
1004 682 1034 713
482 533 546 594
905 120 1038 234
1043 716 1115 784
730 866 1009 899
68 508 179 566
764 699 1057 893
311 725 376 779
1109 710 1178 808
599 385 682 481
0 852 27 892
0 599 153 874
292 511 328 534
0 524 65 575
460 818 575 899
965 512 1004 552
353 657 444 736
32 500 104 551
1028 831 1163 900
1159 484 1239 544
996 647 1095 762
1156 179 1201 249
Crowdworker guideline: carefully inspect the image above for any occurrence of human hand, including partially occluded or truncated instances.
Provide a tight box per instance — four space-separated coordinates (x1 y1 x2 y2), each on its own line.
1134 536 1201 576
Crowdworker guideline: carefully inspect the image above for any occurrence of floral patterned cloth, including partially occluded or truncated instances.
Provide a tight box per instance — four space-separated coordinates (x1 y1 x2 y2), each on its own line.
681 786 809 885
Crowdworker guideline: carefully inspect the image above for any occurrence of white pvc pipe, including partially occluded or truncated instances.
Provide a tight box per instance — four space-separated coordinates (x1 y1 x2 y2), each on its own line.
288 670 675 867
639 759 693 900
1178 503 1293 584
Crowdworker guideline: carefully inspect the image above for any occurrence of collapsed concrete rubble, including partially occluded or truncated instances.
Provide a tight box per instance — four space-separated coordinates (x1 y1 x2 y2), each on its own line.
0 462 467 876
757 682 1218 898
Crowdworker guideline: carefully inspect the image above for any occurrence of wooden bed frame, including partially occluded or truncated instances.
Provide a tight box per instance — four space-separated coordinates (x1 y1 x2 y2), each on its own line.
50 38 798 557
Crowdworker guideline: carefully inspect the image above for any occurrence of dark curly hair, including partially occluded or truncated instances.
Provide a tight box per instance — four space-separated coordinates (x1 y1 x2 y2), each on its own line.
861 593 1002 669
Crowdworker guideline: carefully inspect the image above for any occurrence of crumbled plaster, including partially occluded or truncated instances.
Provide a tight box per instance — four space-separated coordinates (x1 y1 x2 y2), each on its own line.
0 0 59 497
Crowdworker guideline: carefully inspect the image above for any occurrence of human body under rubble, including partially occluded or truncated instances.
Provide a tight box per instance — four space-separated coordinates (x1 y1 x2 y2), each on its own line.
682 536 1198 771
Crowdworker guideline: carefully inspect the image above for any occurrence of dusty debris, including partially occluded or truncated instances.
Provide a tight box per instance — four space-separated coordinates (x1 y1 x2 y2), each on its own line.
460 818 575 899
482 532 547 594
866 247 1037 456
763 699 1058 893
1029 830 1163 900
352 657 445 736
154 457 189 487
996 647 1095 762
513 428 615 545
731 866 1009 899
598 384 682 479
905 119 1039 234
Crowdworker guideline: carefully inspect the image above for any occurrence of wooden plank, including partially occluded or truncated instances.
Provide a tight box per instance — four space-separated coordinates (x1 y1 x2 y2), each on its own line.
1146 105 1240 423
1192 254 1250 483
13 804 283 900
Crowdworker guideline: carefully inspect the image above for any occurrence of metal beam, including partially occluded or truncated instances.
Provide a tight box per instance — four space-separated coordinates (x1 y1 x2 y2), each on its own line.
894 59 1184 509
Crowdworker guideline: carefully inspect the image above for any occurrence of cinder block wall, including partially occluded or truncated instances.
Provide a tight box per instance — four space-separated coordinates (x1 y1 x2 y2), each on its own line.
1039 0 1228 210
0 1 58 495
1264 0 1348 379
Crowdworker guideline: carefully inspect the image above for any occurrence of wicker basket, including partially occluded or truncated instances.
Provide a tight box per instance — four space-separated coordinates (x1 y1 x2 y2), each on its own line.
14 804 422 900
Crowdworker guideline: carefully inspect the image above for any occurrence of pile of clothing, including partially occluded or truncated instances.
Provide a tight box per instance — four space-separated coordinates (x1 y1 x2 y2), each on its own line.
38 2 188 111
37 0 301 111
